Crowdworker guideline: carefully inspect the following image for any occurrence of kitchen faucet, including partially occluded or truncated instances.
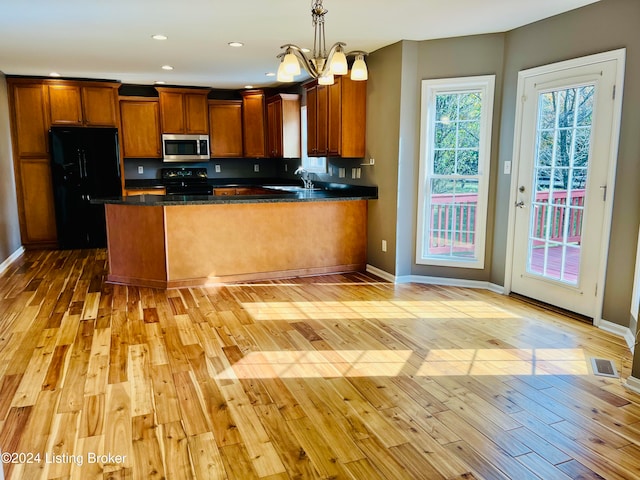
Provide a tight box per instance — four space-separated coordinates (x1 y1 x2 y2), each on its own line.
294 166 314 189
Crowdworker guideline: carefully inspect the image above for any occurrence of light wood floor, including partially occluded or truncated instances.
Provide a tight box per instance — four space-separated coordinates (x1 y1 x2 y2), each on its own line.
0 249 637 479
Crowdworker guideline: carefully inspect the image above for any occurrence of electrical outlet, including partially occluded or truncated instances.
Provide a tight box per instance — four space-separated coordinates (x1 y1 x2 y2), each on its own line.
137 166 144 174
254 164 260 172
382 240 387 252
215 164 221 173
339 167 346 178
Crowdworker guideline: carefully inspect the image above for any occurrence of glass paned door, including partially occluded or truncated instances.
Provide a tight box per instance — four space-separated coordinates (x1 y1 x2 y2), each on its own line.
510 51 623 318
527 85 593 284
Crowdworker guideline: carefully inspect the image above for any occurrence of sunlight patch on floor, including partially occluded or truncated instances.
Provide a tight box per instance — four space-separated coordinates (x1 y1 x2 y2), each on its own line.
241 299 520 321
215 347 590 380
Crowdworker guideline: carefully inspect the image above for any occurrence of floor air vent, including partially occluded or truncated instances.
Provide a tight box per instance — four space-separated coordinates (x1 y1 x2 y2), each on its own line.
591 358 619 378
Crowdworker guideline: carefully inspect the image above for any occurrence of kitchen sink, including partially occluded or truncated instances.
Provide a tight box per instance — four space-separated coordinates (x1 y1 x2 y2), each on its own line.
264 185 325 192
212 186 296 196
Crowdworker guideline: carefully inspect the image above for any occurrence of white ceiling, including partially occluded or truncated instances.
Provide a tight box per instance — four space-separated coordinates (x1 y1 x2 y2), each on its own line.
0 0 600 89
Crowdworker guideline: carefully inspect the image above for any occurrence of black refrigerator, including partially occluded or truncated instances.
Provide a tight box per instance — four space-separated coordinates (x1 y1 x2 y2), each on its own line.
49 126 122 249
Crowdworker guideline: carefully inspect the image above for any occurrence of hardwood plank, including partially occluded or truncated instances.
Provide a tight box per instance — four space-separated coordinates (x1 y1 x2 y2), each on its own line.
187 432 227 480
128 344 153 417
131 414 165 480
159 421 192 480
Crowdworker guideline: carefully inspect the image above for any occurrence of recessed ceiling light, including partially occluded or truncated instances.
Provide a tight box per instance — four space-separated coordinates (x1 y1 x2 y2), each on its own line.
152 34 168 40
161 65 174 70
49 72 61 77
155 81 166 84
265 72 276 77
228 42 244 47
244 85 254 89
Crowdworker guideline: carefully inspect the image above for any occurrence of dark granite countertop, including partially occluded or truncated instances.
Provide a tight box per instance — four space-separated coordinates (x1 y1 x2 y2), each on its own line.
94 182 377 206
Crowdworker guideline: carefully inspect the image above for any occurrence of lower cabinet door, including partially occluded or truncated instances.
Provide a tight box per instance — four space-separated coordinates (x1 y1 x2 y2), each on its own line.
19 159 58 244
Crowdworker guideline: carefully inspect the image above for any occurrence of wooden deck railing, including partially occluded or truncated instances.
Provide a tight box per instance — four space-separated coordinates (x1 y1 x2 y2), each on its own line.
428 189 585 254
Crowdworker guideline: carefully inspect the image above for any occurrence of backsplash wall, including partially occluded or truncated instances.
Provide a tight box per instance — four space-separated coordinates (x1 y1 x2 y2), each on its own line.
124 156 376 185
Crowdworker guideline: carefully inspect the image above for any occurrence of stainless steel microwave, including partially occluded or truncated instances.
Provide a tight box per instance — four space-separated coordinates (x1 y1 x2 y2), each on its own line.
162 134 210 162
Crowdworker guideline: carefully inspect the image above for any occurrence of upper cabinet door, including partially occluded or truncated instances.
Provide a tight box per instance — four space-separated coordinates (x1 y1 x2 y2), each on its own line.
241 90 267 158
49 83 118 127
120 100 162 158
209 100 243 157
158 90 185 134
184 93 209 134
48 84 83 125
304 77 366 158
10 82 49 157
82 86 118 126
267 93 301 159
157 88 210 134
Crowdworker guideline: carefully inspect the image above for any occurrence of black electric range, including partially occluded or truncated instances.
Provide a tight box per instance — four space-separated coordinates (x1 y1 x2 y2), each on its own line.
161 167 213 195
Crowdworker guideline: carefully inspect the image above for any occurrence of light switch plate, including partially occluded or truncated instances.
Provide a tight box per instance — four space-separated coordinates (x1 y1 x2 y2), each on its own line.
504 161 512 175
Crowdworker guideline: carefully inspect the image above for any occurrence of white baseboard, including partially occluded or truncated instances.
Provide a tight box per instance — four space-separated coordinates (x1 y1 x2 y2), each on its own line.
0 246 24 277
365 264 396 283
598 318 635 353
365 265 505 294
625 376 640 395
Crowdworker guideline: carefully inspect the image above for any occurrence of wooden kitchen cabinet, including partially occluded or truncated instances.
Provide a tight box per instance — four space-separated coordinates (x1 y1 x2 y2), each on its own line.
7 79 58 247
305 82 328 156
9 81 49 157
267 93 301 158
120 99 162 158
208 100 243 157
240 89 267 158
156 87 209 134
48 82 119 126
18 159 58 244
305 76 366 158
124 188 166 196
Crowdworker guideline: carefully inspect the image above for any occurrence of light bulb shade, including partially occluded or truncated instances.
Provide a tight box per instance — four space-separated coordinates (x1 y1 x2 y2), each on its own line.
277 61 294 82
282 52 301 76
330 49 348 75
350 55 368 81
318 72 334 85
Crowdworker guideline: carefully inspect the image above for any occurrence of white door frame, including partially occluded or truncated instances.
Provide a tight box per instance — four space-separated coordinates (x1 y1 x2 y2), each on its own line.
503 49 626 326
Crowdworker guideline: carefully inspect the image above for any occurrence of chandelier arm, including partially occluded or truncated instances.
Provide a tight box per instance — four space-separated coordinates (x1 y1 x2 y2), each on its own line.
279 44 320 78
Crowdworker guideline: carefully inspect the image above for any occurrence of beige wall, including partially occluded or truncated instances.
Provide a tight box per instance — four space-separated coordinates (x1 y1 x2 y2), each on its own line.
0 73 22 264
365 0 640 328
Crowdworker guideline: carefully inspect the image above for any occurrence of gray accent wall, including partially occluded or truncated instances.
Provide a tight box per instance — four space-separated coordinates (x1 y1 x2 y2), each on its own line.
365 0 640 328
364 41 404 275
0 72 21 265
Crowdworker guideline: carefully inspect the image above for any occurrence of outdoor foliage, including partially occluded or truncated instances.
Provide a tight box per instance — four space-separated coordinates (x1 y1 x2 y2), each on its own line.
535 85 593 191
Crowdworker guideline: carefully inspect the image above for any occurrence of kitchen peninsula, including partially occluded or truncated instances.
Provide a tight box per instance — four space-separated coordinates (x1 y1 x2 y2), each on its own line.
95 185 376 288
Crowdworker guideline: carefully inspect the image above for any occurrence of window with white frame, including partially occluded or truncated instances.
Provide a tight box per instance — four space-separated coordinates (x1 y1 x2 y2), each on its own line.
416 75 495 268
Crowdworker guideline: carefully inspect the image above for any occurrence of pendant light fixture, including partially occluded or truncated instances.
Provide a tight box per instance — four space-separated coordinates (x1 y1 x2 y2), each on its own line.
276 0 368 85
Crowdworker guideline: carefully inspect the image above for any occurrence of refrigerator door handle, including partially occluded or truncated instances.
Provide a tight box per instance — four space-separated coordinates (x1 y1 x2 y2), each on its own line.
77 148 84 178
82 150 88 180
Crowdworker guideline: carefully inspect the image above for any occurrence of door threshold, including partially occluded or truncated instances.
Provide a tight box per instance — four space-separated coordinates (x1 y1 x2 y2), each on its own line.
509 292 593 325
